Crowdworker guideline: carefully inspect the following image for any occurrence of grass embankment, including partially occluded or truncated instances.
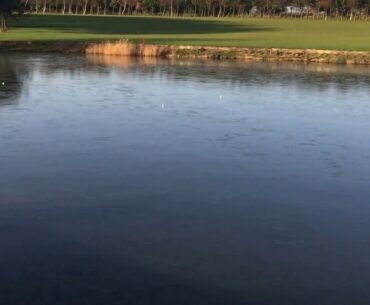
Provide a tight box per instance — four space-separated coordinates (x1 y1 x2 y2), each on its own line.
1 14 370 51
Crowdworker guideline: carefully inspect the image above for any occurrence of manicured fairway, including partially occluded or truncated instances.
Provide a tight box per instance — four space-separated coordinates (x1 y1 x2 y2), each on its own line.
2 15 370 50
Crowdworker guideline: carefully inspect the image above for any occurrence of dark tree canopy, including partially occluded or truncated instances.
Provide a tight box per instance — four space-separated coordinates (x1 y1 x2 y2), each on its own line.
0 0 24 32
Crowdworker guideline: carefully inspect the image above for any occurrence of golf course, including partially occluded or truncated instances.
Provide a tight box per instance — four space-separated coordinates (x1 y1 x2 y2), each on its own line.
2 15 370 51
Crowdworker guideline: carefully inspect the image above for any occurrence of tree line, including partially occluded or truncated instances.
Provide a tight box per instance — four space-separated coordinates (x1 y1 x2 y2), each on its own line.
24 0 369 18
1 0 369 33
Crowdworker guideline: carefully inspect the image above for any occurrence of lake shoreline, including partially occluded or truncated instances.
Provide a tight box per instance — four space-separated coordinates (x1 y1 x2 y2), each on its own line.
1 41 370 65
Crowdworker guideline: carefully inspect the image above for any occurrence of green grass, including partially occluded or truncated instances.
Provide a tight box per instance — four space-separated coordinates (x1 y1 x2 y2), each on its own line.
2 14 370 50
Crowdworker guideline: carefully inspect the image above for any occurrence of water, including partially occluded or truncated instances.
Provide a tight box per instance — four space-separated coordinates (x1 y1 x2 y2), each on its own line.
1 54 370 305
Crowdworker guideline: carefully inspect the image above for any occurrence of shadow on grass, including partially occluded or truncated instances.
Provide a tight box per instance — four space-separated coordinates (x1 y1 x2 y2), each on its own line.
10 14 276 36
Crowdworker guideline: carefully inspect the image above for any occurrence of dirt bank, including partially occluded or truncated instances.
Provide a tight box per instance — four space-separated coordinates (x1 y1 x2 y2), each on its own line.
1 41 370 65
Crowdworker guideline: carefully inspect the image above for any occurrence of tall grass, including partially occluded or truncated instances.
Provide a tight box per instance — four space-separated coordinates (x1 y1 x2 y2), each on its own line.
85 40 171 57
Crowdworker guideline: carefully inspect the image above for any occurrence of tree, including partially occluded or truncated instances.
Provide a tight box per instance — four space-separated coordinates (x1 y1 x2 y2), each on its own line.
0 0 24 32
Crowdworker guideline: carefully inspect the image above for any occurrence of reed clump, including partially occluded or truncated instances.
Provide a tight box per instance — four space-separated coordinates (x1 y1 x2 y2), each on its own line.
85 40 171 57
